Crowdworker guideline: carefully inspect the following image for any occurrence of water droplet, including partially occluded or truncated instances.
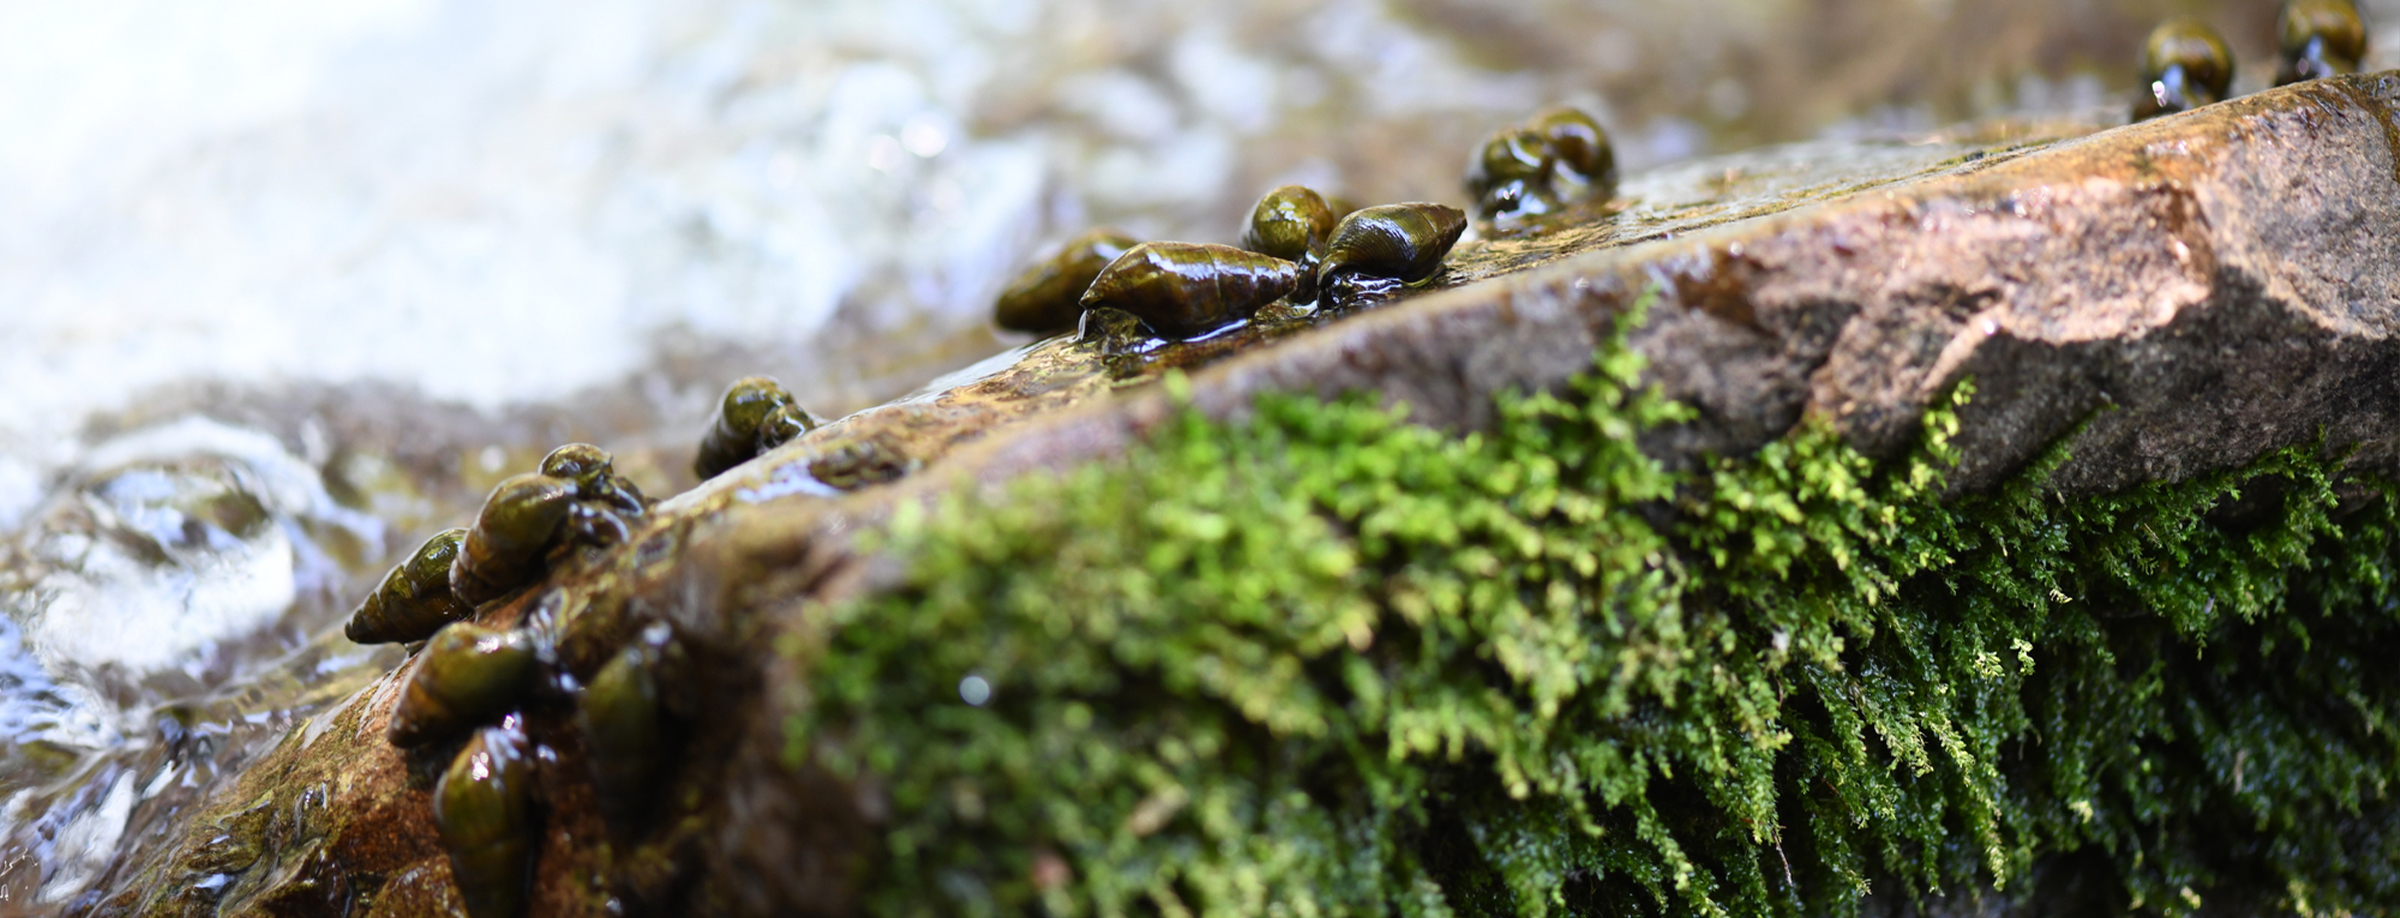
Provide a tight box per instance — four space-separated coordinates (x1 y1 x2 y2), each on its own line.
958 674 991 707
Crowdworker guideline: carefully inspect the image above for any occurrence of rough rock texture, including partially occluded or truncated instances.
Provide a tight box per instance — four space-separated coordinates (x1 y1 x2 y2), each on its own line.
102 72 2400 916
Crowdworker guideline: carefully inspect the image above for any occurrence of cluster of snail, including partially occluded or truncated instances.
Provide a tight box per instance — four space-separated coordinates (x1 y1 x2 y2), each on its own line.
2134 0 2367 120
992 104 1627 340
345 443 685 918
1463 106 1618 226
346 444 647 645
993 192 1469 340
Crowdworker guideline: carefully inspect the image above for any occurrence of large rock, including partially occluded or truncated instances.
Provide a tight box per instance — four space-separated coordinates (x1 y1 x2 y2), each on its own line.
99 73 2400 916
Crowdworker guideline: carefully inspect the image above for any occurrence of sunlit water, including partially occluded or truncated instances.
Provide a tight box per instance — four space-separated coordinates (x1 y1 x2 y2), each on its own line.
2 0 2388 909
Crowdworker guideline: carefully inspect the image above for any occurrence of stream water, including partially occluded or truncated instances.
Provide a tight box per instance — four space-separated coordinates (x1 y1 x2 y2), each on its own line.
0 0 2387 910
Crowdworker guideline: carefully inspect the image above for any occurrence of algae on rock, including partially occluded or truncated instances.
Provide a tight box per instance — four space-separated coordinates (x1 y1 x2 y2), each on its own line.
786 307 2400 916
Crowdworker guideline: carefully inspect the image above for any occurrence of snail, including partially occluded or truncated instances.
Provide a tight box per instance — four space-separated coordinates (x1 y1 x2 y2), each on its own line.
1466 127 1550 220
2277 0 2367 85
1315 203 1468 306
537 442 649 516
449 473 631 607
1078 242 1303 339
1464 106 1617 224
993 228 1142 334
579 627 675 840
345 528 474 645
1241 185 1341 298
755 402 820 455
1528 107 1616 200
695 376 822 481
2133 19 2234 120
433 720 536 918
388 623 541 748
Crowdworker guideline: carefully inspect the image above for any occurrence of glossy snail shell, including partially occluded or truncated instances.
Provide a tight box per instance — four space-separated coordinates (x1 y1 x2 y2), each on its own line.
1241 185 1340 264
433 721 535 918
1528 106 1616 194
755 402 821 455
2134 19 2234 120
1472 127 1548 186
540 442 649 516
536 443 611 490
449 473 578 607
580 640 665 840
1316 203 1468 291
993 228 1141 334
345 528 473 645
389 623 540 748
1464 107 1616 223
694 376 797 481
1078 242 1303 339
2277 0 2367 85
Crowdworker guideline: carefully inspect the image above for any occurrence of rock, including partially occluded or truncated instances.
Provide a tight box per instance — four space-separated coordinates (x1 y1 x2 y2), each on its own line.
104 73 2400 916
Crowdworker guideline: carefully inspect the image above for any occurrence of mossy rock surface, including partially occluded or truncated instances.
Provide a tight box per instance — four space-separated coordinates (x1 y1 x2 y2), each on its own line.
100 75 2400 916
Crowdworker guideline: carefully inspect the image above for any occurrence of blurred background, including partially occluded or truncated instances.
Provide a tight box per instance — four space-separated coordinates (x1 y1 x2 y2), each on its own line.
0 0 2386 910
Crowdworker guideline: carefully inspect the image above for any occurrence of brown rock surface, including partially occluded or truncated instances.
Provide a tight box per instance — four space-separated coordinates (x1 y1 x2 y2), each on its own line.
103 73 2400 916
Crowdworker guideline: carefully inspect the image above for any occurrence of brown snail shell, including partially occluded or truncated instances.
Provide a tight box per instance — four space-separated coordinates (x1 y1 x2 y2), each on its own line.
2134 19 2234 120
1241 185 1339 302
1528 106 1617 197
993 228 1141 334
1316 203 1467 297
1464 127 1550 221
389 623 540 748
1078 242 1302 339
539 442 648 515
2277 0 2367 85
694 377 797 481
755 402 821 455
450 473 626 607
580 634 667 840
1464 108 1617 223
345 528 473 645
433 721 535 918
1241 185 1339 264
536 443 611 490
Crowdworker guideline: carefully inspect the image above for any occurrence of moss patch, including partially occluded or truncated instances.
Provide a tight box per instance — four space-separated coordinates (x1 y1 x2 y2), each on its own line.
786 305 2400 917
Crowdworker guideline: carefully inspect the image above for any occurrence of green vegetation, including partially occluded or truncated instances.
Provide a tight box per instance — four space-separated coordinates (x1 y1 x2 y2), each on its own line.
787 305 2400 917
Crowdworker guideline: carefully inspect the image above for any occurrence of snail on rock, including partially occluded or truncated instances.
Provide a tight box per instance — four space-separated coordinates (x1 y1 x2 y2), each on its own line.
2277 0 2368 85
387 622 540 748
1464 105 1618 225
694 376 822 481
1240 185 1342 299
345 528 473 644
449 472 631 607
433 720 536 918
2133 19 2234 120
992 228 1141 334
1078 242 1304 339
1316 203 1468 308
579 623 684 842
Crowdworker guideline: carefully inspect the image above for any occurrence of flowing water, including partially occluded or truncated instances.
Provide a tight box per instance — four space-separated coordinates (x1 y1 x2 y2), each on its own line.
0 0 2387 910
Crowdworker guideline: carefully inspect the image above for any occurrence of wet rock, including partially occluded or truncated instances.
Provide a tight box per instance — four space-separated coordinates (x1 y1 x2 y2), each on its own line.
107 73 2400 917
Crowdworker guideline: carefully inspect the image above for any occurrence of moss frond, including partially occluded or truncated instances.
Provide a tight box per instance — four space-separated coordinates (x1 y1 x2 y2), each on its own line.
791 302 2400 917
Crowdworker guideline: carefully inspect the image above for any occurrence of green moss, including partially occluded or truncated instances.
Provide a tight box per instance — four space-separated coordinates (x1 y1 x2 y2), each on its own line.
786 302 2400 917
